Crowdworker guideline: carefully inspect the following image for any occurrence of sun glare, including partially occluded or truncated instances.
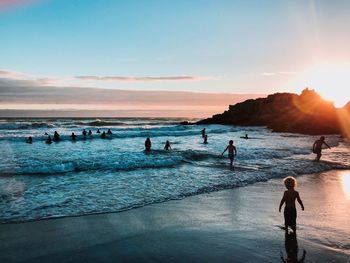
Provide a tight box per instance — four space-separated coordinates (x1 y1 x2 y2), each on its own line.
341 172 350 199
297 63 350 108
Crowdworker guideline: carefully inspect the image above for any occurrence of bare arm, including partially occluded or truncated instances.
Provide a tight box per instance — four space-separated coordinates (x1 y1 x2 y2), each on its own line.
296 192 304 210
279 192 286 212
323 141 331 149
221 146 228 155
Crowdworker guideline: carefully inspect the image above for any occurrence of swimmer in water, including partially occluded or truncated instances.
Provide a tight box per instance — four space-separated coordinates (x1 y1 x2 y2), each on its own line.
312 136 331 161
46 135 52 144
71 132 77 141
145 137 152 152
26 136 33 144
53 131 60 142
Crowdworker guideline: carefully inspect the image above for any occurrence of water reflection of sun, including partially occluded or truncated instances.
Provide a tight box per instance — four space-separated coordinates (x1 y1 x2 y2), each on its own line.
341 172 350 199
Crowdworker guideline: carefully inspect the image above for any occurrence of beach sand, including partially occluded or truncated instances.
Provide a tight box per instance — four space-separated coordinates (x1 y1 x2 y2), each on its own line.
1 170 349 262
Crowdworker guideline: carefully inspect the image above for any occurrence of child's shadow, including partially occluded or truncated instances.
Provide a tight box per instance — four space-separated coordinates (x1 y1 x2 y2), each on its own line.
280 232 306 263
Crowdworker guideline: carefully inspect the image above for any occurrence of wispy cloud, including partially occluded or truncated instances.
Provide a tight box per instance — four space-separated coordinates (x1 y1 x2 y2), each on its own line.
76 75 208 82
260 71 297 77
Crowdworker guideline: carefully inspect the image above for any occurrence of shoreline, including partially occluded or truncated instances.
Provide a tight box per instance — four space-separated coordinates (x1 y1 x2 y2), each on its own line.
1 169 349 262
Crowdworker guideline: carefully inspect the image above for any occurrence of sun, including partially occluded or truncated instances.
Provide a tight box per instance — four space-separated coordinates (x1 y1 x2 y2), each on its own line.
296 63 350 108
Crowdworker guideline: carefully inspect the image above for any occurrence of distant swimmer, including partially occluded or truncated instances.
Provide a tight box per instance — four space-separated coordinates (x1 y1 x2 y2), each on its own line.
145 137 152 152
44 132 48 135
71 132 77 141
88 130 92 136
164 140 172 151
26 136 33 144
101 131 106 139
221 140 237 167
203 134 208 144
201 128 206 138
97 129 101 134
107 129 112 135
53 131 60 142
312 136 331 161
240 134 249 139
82 129 87 137
46 135 52 144
279 176 304 233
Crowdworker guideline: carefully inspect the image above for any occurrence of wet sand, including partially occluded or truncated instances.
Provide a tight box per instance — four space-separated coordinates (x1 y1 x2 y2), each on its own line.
1 170 350 262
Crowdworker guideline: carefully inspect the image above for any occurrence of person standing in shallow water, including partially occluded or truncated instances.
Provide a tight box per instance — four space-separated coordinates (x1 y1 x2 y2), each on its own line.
221 140 237 167
279 176 304 233
164 140 171 151
201 128 206 138
203 134 208 144
145 137 151 152
312 136 331 161
53 131 60 141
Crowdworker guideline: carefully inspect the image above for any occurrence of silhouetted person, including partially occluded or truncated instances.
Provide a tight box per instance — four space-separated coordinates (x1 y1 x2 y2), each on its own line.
101 131 106 139
201 128 206 138
145 137 151 152
88 130 92 136
281 232 306 263
312 136 331 161
82 129 87 137
222 140 237 166
46 135 52 144
97 129 101 134
203 134 208 144
164 140 171 151
107 129 112 135
26 136 32 144
244 134 249 139
71 132 77 141
279 176 304 233
44 132 48 135
53 131 60 142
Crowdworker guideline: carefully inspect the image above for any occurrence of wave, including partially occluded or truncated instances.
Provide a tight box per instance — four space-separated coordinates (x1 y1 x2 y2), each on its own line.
0 122 55 130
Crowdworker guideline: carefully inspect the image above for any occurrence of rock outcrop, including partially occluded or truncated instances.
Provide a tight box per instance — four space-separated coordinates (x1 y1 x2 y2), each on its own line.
197 88 350 135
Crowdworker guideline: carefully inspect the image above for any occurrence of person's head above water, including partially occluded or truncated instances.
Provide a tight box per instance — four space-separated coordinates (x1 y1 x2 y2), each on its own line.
283 176 296 190
229 140 233 145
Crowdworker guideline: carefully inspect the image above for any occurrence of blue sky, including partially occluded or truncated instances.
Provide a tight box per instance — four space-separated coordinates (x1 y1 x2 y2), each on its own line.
1 0 350 115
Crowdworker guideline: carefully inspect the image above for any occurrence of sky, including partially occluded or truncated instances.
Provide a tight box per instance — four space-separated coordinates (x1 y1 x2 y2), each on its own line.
1 0 350 117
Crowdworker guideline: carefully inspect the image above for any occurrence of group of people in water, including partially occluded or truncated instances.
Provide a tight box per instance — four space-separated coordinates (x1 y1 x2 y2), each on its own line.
26 128 114 144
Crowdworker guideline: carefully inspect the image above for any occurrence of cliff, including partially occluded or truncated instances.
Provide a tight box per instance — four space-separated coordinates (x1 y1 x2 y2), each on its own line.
197 89 350 135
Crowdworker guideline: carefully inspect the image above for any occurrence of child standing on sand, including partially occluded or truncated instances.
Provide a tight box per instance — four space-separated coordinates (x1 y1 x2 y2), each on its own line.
279 176 304 233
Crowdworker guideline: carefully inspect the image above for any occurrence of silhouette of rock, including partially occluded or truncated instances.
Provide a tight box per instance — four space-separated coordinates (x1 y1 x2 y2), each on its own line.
197 88 350 136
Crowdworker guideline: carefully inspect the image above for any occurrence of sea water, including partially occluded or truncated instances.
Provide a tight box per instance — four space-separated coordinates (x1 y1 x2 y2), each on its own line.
0 118 349 223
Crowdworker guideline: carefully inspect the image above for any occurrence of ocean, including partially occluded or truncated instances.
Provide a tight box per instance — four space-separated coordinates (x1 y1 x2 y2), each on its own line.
1 118 349 223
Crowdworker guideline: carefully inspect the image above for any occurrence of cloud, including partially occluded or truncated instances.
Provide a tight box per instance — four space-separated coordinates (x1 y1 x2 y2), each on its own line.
76 75 209 82
260 71 297 77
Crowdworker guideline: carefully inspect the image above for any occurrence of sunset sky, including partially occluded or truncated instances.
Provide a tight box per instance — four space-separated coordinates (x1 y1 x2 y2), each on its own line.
1 0 350 117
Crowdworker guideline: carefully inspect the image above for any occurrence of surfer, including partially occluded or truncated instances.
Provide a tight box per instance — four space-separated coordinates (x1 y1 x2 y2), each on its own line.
107 129 113 135
241 134 249 139
96 129 101 134
221 140 237 167
145 137 152 152
312 136 331 161
164 140 172 151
